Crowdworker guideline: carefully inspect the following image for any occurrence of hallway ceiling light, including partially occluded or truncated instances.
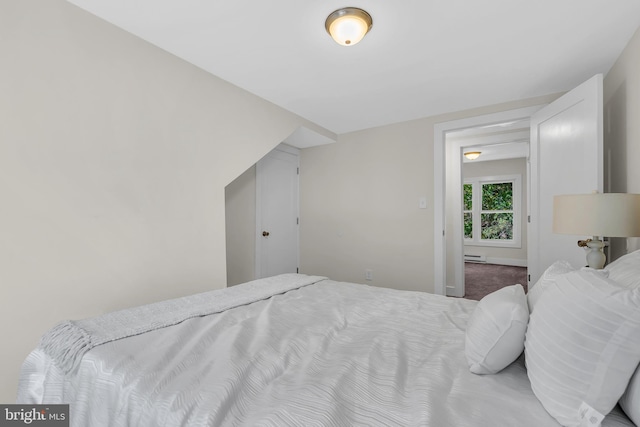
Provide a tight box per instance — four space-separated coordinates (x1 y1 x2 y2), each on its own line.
464 151 482 160
325 7 373 46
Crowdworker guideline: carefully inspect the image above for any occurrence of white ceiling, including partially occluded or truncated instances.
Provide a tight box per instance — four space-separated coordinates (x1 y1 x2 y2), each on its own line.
450 120 531 163
67 0 640 135
461 141 529 163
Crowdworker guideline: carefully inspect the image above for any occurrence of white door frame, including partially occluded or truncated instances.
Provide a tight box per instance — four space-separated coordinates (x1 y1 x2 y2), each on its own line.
433 106 543 296
255 143 300 278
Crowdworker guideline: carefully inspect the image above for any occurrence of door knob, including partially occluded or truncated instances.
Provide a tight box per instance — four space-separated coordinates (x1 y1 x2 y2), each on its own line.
262 231 270 237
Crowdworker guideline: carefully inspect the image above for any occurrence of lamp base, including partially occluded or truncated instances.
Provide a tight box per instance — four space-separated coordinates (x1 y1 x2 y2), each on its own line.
585 238 606 269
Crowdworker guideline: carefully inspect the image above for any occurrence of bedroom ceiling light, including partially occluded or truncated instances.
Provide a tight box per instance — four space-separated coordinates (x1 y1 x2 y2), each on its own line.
553 192 640 269
325 7 373 46
463 151 482 160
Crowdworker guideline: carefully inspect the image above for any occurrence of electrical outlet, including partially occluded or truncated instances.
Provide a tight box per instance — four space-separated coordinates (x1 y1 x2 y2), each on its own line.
365 269 373 281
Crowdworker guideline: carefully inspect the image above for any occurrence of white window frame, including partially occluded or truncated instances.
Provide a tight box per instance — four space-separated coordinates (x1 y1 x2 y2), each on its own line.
463 174 522 248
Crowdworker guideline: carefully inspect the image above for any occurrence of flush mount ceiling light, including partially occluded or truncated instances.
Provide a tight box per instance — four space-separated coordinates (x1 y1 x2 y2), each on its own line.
464 151 482 160
325 7 373 46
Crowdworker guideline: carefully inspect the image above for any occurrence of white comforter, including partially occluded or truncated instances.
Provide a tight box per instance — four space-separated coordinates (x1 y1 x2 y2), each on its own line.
17 275 634 426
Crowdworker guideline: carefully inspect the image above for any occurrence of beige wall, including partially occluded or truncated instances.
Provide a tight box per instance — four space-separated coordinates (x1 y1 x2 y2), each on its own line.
300 120 433 292
225 165 257 286
300 94 558 293
463 158 528 264
603 26 640 260
0 0 333 402
3 0 638 406
300 31 640 295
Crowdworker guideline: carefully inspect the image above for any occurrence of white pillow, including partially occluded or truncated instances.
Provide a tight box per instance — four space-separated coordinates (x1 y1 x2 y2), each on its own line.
608 250 640 425
527 260 574 313
607 249 640 289
465 284 529 375
619 364 640 426
524 270 640 427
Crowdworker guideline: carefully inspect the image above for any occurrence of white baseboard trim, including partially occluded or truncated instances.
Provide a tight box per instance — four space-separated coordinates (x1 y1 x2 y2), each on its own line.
484 257 527 267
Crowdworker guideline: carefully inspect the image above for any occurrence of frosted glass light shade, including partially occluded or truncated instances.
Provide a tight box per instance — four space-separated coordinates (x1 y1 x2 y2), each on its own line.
553 193 640 237
325 8 372 46
464 151 482 160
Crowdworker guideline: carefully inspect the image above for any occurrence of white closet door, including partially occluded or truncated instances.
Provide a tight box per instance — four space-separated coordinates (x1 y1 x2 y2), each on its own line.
255 146 299 278
528 74 603 285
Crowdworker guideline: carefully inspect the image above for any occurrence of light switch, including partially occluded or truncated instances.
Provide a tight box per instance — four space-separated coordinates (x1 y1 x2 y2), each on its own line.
419 197 427 209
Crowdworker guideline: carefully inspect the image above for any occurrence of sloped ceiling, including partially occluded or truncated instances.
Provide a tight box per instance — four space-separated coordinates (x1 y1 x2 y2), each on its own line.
67 0 640 134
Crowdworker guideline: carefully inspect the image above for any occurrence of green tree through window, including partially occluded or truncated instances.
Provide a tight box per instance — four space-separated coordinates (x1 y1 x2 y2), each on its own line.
463 176 520 247
463 184 473 239
481 182 513 240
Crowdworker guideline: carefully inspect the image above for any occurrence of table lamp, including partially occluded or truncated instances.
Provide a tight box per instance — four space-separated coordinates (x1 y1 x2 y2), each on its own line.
553 193 640 269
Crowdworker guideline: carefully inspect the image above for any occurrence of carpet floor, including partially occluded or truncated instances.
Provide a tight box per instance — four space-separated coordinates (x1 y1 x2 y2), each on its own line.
464 262 528 301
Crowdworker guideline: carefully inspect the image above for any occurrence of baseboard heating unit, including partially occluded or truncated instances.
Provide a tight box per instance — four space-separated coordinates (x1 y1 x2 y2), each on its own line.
464 254 486 263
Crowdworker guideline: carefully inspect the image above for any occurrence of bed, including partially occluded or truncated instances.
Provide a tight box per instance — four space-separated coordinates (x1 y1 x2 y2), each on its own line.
16 256 640 427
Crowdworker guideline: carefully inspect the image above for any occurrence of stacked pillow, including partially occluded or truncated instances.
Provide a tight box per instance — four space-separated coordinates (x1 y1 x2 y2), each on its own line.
465 284 529 374
526 259 574 313
620 365 640 425
604 249 640 425
464 251 640 427
606 248 640 288
524 268 640 426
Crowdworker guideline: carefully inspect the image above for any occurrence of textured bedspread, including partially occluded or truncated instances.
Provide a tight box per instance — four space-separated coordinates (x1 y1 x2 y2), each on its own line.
37 274 327 375
17 276 634 427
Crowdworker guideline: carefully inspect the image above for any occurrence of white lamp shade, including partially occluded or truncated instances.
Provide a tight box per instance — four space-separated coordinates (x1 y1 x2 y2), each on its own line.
553 193 640 237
